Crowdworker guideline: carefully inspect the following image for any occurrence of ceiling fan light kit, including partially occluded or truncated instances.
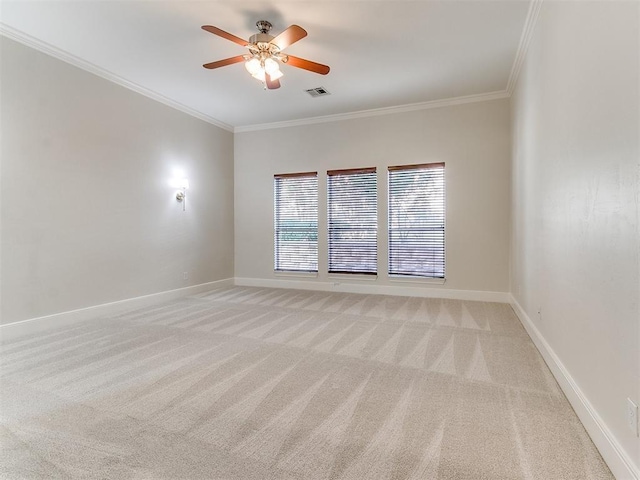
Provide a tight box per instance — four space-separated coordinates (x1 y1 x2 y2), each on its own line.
202 20 330 90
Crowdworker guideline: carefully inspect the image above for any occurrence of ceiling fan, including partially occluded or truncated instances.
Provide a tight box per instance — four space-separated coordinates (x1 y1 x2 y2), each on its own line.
201 20 330 90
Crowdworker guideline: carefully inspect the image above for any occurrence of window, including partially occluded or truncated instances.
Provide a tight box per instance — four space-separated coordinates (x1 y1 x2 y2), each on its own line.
327 168 377 274
388 163 445 278
274 172 318 272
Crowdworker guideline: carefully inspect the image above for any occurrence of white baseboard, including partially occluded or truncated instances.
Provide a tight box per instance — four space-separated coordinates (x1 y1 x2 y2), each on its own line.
510 295 639 480
0 278 234 342
234 277 510 303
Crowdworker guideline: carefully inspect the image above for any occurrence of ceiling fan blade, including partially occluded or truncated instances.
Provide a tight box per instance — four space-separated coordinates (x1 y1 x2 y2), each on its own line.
285 55 330 75
265 73 281 90
270 25 307 51
203 55 246 69
201 25 248 47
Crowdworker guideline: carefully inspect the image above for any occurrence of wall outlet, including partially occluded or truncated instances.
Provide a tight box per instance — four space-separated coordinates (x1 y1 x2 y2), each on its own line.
183 271 188 280
628 398 639 437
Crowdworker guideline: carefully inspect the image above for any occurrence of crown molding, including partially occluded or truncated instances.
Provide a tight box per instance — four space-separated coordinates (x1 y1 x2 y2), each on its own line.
1 9 534 136
506 0 544 95
0 23 234 133
234 90 510 133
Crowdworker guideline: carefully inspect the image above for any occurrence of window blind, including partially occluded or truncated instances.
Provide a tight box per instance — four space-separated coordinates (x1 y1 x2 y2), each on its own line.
388 163 445 278
327 168 377 274
274 172 318 272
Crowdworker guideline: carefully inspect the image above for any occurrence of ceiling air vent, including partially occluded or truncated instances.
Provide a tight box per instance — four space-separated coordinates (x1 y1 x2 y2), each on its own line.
305 87 331 98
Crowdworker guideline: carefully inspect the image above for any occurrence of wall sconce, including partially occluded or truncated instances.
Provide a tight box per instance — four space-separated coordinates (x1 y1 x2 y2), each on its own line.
171 178 189 211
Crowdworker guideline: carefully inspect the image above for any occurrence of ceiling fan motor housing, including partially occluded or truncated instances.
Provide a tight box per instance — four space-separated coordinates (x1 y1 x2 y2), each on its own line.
249 33 275 46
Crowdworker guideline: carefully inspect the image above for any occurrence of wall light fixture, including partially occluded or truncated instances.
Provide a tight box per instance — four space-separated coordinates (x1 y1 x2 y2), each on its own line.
171 178 189 211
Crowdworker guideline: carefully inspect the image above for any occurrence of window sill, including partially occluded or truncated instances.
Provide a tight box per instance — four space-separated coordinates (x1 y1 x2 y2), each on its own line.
388 275 446 285
328 273 378 282
274 271 318 279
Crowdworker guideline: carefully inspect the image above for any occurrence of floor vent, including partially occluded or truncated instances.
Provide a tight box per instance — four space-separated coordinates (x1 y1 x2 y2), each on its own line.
305 87 331 97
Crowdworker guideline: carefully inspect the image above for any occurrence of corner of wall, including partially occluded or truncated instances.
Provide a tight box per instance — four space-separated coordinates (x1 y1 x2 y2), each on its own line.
0 279 234 342
510 295 640 480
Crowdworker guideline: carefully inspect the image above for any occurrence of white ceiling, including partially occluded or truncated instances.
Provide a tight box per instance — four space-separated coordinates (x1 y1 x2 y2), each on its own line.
0 1 531 130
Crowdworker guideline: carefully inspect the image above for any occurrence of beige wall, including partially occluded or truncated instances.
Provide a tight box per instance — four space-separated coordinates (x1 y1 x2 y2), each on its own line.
510 1 639 475
235 99 511 295
2 5 637 474
0 37 235 324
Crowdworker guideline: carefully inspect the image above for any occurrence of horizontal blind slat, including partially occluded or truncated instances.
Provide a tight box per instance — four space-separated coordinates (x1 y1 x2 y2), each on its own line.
388 163 445 278
274 173 318 272
328 170 377 274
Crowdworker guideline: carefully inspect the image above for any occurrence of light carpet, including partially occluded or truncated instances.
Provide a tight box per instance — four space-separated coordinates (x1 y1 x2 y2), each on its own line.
0 286 612 479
